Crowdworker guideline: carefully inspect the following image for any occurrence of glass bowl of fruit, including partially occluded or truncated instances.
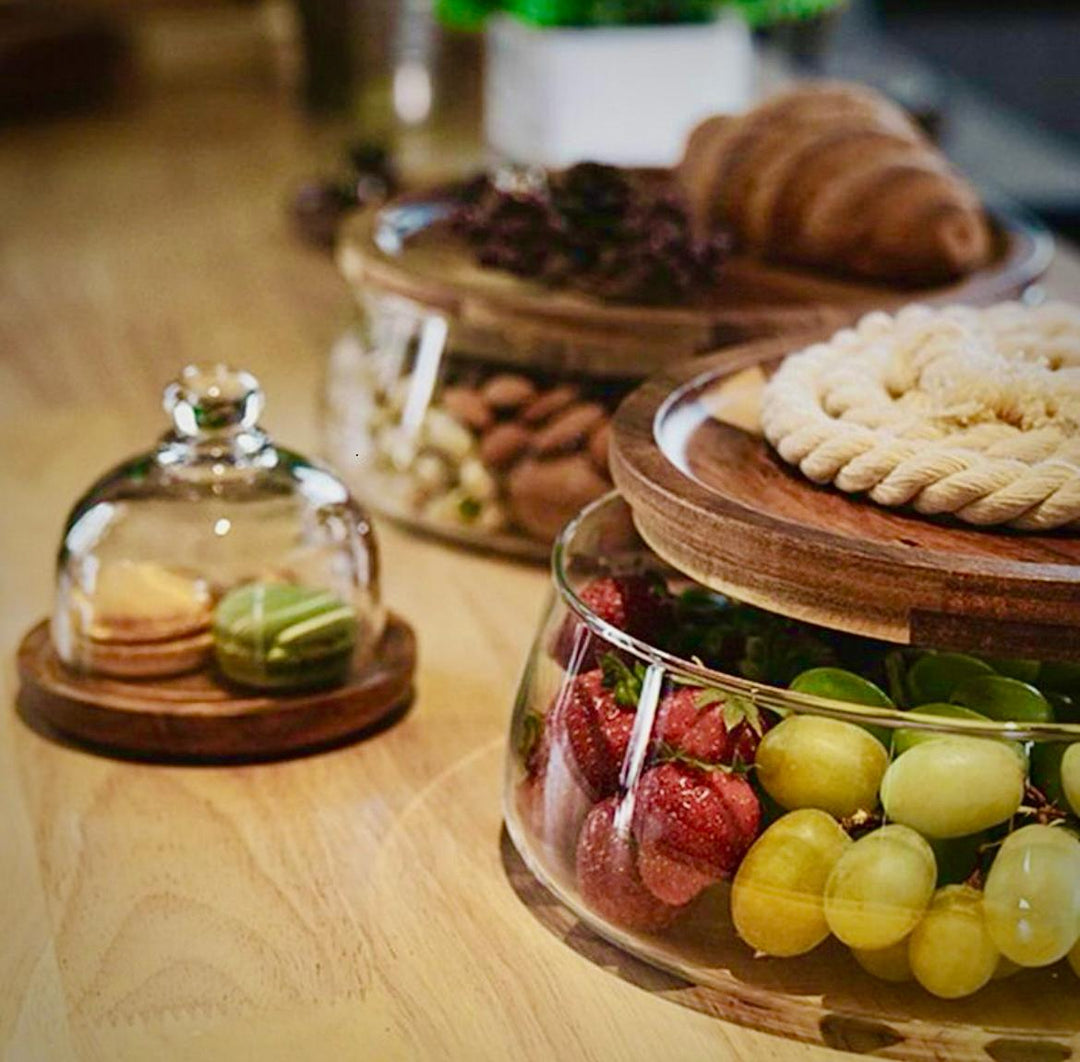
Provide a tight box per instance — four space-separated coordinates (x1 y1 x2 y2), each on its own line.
504 492 1080 1053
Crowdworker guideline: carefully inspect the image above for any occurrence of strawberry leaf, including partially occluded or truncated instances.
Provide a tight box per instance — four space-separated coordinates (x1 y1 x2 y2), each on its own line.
653 742 749 775
518 710 544 764
600 653 647 707
693 686 727 711
721 694 764 736
669 673 706 688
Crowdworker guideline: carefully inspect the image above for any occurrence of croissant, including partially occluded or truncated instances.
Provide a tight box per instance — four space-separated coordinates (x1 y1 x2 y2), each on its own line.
679 83 993 285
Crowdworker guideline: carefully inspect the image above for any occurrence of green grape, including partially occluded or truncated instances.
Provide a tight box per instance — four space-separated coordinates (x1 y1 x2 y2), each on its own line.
892 703 988 756
790 667 892 746
755 715 888 818
892 703 1026 767
928 832 990 887
1048 690 1080 724
1070 937 1080 979
908 885 999 999
731 809 851 957
907 652 993 706
1041 661 1080 697
824 825 937 949
982 657 1040 684
790 668 892 707
852 939 912 983
880 737 1025 839
1061 744 1080 816
884 649 908 707
951 675 1054 723
1030 742 1069 808
983 824 1080 967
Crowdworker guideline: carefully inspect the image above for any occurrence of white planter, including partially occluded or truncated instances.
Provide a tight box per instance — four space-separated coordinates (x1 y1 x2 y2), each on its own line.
484 13 754 169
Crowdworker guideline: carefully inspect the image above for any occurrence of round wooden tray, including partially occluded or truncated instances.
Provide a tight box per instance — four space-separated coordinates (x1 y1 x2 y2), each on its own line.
337 195 1053 379
610 336 1080 661
16 614 416 762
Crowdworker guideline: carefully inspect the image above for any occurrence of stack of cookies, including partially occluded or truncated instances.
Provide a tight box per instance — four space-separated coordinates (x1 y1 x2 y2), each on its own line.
66 560 213 679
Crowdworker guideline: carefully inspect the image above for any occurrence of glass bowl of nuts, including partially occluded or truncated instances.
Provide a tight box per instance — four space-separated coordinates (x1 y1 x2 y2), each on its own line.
325 168 859 557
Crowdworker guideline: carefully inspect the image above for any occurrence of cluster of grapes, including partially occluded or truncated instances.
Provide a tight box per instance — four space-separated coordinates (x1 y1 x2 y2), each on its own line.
453 163 729 305
739 709 1080 997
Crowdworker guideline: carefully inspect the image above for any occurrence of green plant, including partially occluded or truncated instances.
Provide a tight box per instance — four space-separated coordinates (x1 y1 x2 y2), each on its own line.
437 0 846 29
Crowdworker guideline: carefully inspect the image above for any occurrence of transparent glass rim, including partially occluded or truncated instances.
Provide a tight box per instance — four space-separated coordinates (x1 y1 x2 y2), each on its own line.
552 491 1080 742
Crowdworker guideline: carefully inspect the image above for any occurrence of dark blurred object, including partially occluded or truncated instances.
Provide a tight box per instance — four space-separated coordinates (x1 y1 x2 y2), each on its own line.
869 0 1080 238
291 0 481 183
0 3 130 120
758 4 946 141
292 143 400 250
873 0 1080 147
294 0 354 114
754 4 844 71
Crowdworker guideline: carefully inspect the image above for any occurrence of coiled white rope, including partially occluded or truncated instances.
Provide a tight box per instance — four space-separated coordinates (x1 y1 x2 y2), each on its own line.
760 302 1080 531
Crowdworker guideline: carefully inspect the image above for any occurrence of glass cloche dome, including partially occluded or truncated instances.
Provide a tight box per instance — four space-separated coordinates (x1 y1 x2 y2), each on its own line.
51 364 385 691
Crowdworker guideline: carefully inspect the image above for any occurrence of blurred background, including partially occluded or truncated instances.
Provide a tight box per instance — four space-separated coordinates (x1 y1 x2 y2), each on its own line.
3 0 1079 236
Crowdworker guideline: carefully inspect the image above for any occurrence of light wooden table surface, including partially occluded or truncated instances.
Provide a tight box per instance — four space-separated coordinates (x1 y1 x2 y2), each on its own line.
2 79 1079 1062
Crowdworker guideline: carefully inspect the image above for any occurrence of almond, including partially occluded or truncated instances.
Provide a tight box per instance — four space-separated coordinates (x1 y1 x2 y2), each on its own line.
480 422 531 470
481 373 538 410
532 402 606 457
521 384 580 425
588 420 612 475
508 454 609 541
441 386 493 431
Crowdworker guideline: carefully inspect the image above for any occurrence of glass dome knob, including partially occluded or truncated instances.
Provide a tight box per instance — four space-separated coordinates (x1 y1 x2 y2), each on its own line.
164 364 264 437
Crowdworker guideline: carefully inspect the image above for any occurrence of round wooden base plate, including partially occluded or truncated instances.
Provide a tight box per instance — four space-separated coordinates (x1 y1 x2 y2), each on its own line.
16 614 416 762
611 337 1080 661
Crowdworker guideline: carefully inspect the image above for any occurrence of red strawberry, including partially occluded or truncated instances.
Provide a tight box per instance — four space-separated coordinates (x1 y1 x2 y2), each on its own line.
551 575 672 669
632 762 761 905
729 716 767 765
552 669 635 799
576 797 684 931
655 686 769 766
517 715 593 862
654 687 728 762
579 575 672 637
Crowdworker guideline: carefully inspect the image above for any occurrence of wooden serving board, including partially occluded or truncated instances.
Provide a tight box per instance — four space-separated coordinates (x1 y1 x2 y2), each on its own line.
610 336 1080 660
337 197 1052 380
16 614 416 762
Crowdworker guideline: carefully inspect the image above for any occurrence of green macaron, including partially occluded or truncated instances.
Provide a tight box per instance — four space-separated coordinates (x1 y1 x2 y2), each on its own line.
213 582 357 691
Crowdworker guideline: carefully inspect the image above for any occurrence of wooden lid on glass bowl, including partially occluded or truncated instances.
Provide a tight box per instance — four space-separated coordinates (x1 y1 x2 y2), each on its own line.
336 194 1052 381
609 334 1080 662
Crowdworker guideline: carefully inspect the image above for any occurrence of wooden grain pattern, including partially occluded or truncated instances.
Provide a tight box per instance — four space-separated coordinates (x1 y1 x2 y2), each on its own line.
16 617 416 762
2 53 1080 1062
337 198 1051 378
610 336 1080 659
